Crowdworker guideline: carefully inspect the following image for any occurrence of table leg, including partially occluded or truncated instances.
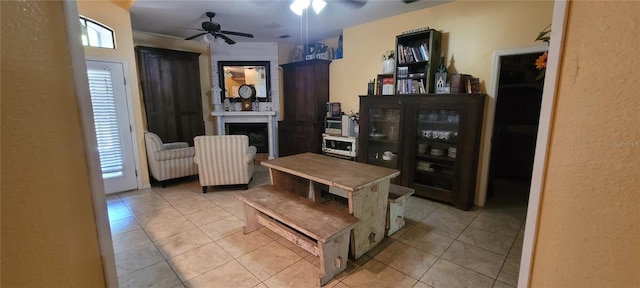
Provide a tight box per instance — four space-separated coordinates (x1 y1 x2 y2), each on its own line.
349 180 390 259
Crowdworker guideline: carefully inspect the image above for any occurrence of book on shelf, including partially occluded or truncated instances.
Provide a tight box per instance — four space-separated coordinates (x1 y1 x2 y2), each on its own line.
396 66 409 78
419 44 429 61
375 74 394 95
382 77 394 95
397 42 430 64
396 79 426 94
397 44 405 64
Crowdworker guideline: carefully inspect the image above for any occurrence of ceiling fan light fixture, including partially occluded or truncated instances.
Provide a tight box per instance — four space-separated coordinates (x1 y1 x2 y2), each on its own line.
290 0 310 16
214 36 226 47
312 0 326 14
202 33 215 44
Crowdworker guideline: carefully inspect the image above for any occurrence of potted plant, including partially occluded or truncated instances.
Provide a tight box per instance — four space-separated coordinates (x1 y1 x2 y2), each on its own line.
382 50 395 74
535 24 551 81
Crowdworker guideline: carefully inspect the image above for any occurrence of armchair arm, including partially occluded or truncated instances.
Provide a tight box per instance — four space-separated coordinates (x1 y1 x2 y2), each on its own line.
247 146 257 163
163 142 189 150
155 146 195 161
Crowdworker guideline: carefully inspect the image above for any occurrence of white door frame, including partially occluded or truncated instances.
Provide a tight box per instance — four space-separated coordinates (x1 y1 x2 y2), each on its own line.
63 1 118 286
518 1 569 287
476 1 568 287
476 45 549 207
85 57 143 193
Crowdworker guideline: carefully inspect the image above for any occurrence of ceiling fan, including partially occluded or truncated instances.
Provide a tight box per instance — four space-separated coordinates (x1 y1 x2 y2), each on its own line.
290 0 367 15
185 12 254 45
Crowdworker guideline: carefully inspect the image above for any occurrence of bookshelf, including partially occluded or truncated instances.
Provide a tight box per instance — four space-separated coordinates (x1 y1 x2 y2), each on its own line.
395 29 442 94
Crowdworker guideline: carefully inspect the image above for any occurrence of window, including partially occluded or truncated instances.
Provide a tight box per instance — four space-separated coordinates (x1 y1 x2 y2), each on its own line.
87 66 124 178
79 16 115 49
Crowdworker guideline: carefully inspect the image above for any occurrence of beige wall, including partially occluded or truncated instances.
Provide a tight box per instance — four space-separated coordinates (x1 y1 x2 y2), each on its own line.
132 32 215 135
77 0 151 186
530 1 640 287
330 1 554 112
1 0 106 286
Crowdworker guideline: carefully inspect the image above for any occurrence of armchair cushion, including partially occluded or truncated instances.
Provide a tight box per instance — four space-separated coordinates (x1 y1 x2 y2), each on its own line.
155 147 195 161
163 142 189 150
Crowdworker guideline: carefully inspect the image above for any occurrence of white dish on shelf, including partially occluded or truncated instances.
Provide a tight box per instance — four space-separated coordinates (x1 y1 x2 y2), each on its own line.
369 133 386 139
382 155 395 161
416 167 435 172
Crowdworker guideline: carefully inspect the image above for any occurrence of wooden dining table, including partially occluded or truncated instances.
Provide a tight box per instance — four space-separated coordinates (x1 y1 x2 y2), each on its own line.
261 153 400 259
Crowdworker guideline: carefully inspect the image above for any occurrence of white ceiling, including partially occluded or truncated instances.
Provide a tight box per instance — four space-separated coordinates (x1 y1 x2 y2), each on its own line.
130 0 449 45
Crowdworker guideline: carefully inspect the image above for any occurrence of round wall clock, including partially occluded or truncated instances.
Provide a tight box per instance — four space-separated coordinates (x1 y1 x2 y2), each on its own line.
238 84 256 111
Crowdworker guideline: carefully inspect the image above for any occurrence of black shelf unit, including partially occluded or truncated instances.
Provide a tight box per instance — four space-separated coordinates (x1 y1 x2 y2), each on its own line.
395 29 442 94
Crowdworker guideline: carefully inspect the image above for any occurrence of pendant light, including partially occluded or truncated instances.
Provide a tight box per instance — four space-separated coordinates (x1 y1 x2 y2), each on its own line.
290 0 326 15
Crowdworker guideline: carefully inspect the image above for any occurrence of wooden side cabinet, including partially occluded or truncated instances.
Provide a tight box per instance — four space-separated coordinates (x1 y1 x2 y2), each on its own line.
136 46 204 145
359 94 485 210
279 59 331 156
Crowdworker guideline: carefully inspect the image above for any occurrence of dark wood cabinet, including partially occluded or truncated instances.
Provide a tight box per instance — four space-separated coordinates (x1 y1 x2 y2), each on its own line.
359 94 485 210
279 59 331 156
136 46 204 146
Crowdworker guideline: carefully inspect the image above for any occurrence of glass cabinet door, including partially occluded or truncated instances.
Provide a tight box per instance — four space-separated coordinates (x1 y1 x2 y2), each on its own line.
366 107 400 169
413 109 460 193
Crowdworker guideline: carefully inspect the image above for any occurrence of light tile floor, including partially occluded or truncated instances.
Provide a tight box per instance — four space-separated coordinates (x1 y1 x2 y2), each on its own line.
108 165 528 288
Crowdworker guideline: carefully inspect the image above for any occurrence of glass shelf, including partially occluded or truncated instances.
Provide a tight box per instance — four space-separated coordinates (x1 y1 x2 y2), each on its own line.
416 137 458 145
368 138 399 144
413 182 452 194
415 153 456 164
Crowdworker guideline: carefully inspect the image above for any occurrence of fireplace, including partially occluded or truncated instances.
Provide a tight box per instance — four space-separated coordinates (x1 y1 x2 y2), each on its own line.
210 111 278 159
226 123 268 153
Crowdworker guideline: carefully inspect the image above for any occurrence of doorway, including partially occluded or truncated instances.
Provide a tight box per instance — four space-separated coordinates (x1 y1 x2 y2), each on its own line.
487 52 544 204
86 60 138 193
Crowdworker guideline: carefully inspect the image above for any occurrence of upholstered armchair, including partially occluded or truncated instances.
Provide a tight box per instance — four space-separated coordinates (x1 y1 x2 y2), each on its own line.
144 131 197 185
193 135 257 193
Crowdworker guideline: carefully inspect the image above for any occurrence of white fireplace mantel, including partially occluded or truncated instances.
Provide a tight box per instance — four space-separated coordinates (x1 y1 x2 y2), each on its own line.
211 111 278 159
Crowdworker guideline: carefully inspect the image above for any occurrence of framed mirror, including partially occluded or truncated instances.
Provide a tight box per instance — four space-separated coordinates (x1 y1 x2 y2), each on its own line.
218 61 271 102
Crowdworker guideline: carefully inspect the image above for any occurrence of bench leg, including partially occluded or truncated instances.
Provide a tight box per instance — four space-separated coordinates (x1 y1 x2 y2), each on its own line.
241 204 262 234
317 229 351 286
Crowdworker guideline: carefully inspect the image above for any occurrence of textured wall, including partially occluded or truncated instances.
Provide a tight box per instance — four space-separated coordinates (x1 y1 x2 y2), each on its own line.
1 0 106 286
530 1 640 287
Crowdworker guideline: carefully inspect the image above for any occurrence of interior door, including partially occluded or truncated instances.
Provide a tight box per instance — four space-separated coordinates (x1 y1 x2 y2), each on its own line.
86 60 138 193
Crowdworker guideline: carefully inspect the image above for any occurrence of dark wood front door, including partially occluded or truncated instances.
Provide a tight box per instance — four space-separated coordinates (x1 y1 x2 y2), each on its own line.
136 46 204 146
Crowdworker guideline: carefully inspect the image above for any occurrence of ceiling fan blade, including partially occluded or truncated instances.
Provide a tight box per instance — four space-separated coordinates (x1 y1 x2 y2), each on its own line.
217 34 236 45
220 30 254 38
185 32 207 40
340 0 367 9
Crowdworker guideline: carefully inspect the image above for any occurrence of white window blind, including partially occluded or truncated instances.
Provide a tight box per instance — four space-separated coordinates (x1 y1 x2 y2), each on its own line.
87 68 124 179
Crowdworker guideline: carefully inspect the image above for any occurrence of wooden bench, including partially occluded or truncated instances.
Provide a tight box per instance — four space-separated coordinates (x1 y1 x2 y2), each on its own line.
235 185 359 286
386 184 415 236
